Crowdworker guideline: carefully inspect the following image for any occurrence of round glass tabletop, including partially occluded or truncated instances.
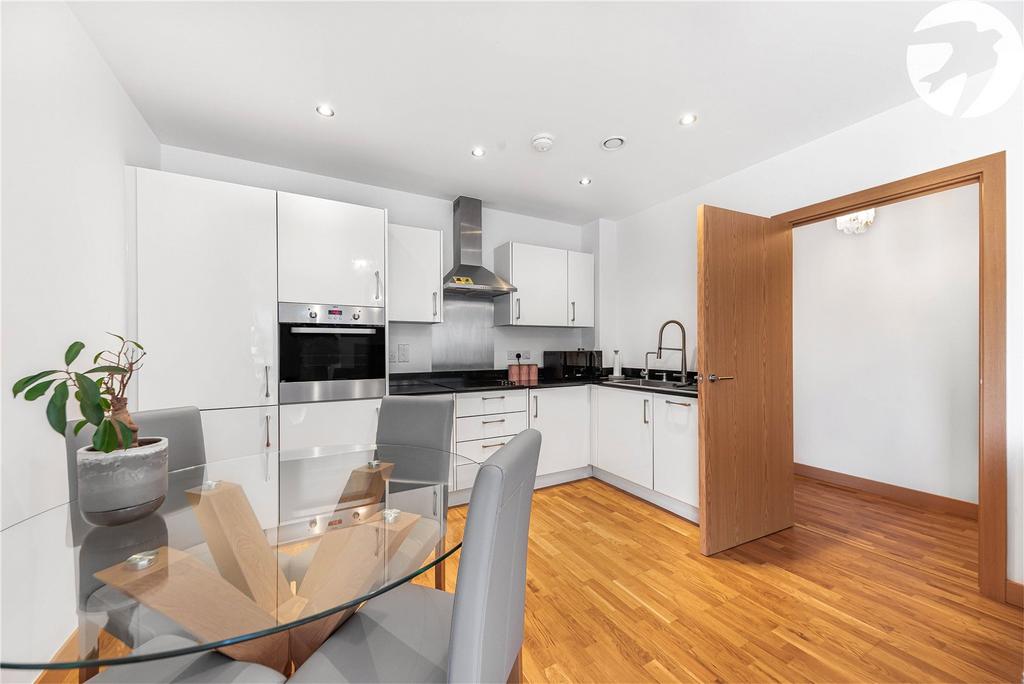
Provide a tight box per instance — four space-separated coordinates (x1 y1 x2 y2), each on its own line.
0 443 478 675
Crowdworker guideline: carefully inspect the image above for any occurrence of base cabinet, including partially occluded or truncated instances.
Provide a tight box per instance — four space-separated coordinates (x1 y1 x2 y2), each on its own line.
653 395 699 508
529 385 590 476
279 399 381 451
594 386 653 488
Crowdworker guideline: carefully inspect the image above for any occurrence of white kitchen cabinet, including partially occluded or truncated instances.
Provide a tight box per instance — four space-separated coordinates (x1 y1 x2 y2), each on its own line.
594 386 653 488
653 395 700 508
456 412 529 442
278 192 386 306
388 224 443 323
494 242 569 326
200 406 279 463
134 168 277 411
455 390 528 417
529 385 590 476
567 251 595 328
279 399 381 451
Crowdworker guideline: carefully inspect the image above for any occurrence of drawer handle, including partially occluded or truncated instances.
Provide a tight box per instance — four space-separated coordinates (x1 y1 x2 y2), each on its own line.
482 442 507 449
481 396 505 401
666 400 692 407
482 418 506 424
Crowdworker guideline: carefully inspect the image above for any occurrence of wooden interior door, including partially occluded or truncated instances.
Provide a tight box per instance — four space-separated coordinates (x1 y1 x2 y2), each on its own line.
697 205 793 555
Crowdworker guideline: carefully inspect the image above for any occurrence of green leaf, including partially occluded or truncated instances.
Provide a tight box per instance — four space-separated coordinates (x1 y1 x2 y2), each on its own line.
64 341 86 366
92 420 119 453
75 373 104 425
24 379 57 401
99 397 111 411
128 340 144 351
46 382 69 435
93 351 105 364
106 332 125 343
73 419 89 436
85 365 127 375
112 418 133 449
13 370 60 397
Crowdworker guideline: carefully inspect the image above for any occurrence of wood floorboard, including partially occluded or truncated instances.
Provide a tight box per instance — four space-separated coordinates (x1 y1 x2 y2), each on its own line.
421 475 1023 683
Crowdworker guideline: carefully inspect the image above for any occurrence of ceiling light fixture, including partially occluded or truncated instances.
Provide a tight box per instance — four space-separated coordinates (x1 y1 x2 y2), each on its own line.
470 146 486 158
579 177 592 186
679 112 698 126
601 136 625 150
531 134 555 152
315 103 335 118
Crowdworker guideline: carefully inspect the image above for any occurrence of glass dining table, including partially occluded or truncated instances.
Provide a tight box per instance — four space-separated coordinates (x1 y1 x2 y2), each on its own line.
0 443 478 680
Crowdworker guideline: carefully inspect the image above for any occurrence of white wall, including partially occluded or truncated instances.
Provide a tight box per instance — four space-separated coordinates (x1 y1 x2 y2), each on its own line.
1 2 162 529
0 3 161 677
159 146 585 371
607 79 1022 581
794 186 979 502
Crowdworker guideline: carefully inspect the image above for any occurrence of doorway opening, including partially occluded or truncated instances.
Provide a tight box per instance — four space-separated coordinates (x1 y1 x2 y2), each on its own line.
775 153 1007 602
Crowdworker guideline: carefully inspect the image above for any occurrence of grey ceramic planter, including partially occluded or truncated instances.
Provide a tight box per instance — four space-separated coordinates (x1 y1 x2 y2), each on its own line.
76 437 168 526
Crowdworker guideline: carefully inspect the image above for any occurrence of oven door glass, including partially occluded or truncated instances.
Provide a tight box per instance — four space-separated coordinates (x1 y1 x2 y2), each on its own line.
279 324 385 383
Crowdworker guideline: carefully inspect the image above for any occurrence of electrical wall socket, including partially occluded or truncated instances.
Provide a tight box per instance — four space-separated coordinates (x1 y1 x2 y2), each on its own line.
506 350 531 361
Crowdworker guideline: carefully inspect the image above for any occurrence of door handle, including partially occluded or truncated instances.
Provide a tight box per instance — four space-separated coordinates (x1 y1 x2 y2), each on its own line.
374 270 382 300
481 395 506 401
533 395 539 418
708 374 734 383
265 415 271 448
666 400 692 407
643 399 650 424
264 365 271 398
482 442 507 449
515 298 521 321
482 418 506 425
571 301 576 322
432 292 438 318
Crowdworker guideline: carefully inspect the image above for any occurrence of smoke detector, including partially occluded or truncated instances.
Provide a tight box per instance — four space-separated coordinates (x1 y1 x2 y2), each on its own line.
531 134 555 152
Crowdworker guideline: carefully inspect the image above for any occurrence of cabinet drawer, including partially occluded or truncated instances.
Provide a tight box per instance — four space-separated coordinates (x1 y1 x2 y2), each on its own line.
455 390 528 417
456 462 481 490
456 412 527 442
454 436 514 469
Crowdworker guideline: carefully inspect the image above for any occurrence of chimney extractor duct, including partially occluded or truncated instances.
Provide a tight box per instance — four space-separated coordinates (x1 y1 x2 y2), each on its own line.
442 196 517 297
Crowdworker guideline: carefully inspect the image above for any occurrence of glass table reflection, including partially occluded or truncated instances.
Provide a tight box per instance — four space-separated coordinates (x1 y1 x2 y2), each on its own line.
0 443 478 679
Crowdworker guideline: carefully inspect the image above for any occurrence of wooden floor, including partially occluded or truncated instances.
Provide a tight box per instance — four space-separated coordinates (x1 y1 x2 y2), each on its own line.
427 476 1023 683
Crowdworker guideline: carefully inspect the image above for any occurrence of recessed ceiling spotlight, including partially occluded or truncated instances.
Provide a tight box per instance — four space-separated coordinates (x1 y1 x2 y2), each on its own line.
531 134 555 152
601 136 625 151
579 177 592 186
470 146 486 158
679 112 698 126
315 103 335 118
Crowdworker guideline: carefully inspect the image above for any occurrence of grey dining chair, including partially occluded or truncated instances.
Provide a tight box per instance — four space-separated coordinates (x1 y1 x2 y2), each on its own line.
67 406 208 649
375 394 454 492
90 634 285 683
289 428 542 684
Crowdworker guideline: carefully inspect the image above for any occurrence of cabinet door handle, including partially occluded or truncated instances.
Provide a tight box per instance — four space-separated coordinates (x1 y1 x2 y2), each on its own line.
643 399 650 424
515 298 521 321
482 442 507 449
374 271 382 300
482 418 506 425
481 395 505 401
265 415 271 448
264 365 271 398
533 395 539 418
571 301 576 322
432 292 438 318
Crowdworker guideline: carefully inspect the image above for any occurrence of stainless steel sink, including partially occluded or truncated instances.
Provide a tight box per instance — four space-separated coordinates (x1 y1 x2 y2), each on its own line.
604 378 697 394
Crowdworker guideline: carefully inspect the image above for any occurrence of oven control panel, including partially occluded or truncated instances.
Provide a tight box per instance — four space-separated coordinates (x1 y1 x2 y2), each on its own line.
278 302 385 326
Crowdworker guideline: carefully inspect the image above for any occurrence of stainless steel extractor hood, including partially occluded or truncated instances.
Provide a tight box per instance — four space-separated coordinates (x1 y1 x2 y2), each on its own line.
443 196 517 298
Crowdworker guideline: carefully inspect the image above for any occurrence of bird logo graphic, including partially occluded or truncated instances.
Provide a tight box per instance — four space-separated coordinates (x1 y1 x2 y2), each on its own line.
906 0 1023 117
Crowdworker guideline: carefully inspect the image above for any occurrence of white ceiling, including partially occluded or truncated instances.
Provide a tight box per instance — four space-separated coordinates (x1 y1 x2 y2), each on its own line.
71 1 1019 224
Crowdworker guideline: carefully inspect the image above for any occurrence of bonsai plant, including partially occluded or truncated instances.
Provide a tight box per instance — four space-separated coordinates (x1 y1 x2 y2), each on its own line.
13 333 169 525
12 333 145 451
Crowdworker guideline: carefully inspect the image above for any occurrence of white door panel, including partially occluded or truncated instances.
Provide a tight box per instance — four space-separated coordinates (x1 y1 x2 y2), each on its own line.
653 396 699 508
512 243 568 326
567 251 595 327
279 399 381 451
529 386 590 476
594 386 653 488
388 224 442 323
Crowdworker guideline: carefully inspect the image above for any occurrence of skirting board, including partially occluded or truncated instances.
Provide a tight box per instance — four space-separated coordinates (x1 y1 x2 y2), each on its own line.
591 467 700 525
448 465 593 507
1006 580 1023 608
794 463 978 520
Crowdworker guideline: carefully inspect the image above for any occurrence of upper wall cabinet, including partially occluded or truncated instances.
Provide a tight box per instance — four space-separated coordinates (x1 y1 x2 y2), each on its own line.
133 168 277 411
278 192 386 307
493 242 593 327
388 224 443 323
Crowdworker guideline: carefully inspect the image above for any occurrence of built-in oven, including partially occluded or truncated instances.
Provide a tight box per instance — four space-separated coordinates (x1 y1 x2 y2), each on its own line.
278 303 386 404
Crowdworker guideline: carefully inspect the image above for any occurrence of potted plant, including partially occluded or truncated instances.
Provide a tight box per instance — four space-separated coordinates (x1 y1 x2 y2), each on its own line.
12 334 168 526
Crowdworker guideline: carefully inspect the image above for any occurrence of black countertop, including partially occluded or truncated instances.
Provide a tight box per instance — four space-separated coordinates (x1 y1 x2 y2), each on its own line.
388 370 697 398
